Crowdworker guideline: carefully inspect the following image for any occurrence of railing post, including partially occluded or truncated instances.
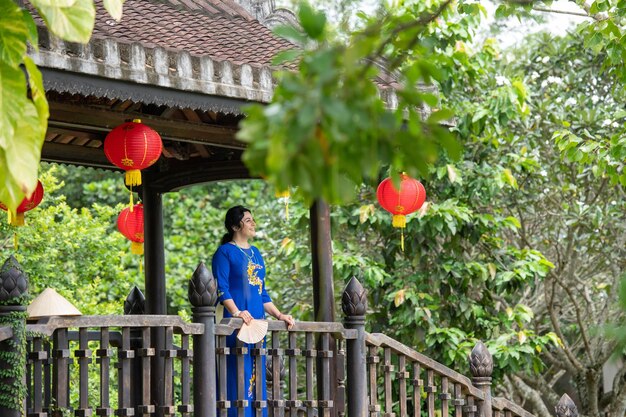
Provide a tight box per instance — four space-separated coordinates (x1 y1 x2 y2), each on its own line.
342 277 367 417
189 262 218 417
555 394 578 417
0 256 29 417
469 341 493 417
124 286 145 412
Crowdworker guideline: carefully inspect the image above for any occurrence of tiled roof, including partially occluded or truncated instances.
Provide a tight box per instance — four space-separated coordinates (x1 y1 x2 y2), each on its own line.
91 0 294 66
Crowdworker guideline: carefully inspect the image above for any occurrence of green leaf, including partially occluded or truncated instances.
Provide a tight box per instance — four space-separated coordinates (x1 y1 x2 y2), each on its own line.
298 3 326 40
0 60 27 150
24 56 49 130
31 0 96 43
273 25 308 45
0 0 29 65
104 0 125 21
272 49 303 66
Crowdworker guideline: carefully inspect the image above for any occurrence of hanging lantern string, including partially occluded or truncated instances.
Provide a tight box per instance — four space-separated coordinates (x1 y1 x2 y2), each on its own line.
13 232 18 251
129 185 134 212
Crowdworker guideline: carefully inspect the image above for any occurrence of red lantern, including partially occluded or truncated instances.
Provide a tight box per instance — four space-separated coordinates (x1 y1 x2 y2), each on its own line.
0 180 45 226
117 203 144 255
104 119 162 187
376 173 426 250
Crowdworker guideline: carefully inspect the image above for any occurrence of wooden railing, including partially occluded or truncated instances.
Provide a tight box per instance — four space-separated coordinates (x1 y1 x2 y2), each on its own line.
0 256 581 417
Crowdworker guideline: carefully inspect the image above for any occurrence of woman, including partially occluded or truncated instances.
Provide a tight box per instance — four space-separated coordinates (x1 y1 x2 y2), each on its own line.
212 205 295 417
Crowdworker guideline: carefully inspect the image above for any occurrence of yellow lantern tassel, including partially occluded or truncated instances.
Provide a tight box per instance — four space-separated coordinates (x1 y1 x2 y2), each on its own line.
129 187 134 212
7 211 24 226
139 258 143 277
125 169 142 186
392 215 407 252
13 232 18 251
131 241 144 255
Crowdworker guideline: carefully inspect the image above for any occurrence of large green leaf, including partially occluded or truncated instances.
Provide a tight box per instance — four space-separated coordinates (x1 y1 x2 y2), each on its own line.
0 60 27 149
3 98 45 207
0 0 29 66
31 0 95 43
24 56 50 130
104 0 126 21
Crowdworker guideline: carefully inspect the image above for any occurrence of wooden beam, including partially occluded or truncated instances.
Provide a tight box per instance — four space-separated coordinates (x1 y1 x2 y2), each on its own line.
41 142 115 169
48 102 244 149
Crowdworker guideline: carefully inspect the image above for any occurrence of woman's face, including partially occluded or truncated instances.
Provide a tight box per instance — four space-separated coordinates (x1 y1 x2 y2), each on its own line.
237 211 256 239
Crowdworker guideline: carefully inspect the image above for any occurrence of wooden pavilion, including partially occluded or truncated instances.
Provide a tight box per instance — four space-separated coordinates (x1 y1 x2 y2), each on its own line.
0 2 577 417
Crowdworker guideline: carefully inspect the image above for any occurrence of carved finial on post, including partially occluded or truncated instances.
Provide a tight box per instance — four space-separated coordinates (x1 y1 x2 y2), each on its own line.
469 341 493 417
555 394 578 417
0 255 29 304
0 256 28 417
469 341 493 379
341 276 367 320
189 262 218 417
188 262 217 307
342 277 367 417
124 286 145 315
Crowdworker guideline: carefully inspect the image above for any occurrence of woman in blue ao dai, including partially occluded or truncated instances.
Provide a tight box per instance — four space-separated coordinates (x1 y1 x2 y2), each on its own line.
212 206 295 417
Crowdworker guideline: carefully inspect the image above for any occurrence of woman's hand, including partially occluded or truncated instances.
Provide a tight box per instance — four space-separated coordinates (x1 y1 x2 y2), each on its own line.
278 313 295 330
235 310 253 325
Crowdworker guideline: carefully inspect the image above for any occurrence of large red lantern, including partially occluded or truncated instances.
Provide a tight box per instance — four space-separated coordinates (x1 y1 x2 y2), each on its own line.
376 173 426 250
104 119 162 187
117 203 144 255
0 180 45 226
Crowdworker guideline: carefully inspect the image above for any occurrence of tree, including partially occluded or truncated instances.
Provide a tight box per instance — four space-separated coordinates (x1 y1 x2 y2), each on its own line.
0 0 124 215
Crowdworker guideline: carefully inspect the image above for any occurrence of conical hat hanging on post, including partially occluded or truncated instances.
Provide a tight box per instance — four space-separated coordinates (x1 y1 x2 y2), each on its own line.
27 288 82 319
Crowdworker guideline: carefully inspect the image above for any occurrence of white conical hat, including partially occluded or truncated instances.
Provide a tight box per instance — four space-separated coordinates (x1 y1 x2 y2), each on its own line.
237 319 268 344
27 288 82 319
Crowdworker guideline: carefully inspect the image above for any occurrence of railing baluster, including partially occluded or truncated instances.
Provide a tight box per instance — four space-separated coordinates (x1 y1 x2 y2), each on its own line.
440 376 449 417
139 326 155 416
304 332 317 414
179 333 192 416
397 355 407 417
412 363 422 417
319 333 333 417
44 341 52 412
383 348 395 417
96 327 111 416
286 332 300 417
268 330 284 417
425 369 436 417
217 335 230 417
118 327 133 416
29 337 47 416
253 339 266 417
162 326 175 416
52 327 70 414
336 338 346 417
464 396 477 417
453 383 463 417
367 345 379 417
236 338 248 417
76 327 91 416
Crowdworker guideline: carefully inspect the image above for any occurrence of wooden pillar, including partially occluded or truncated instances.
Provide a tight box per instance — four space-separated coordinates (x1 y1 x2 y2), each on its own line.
142 180 166 417
342 277 367 417
310 199 335 322
310 200 337 416
189 262 218 417
142 183 167 315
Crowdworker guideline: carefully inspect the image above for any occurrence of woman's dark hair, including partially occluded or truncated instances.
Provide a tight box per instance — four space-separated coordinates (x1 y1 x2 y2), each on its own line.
220 205 251 245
